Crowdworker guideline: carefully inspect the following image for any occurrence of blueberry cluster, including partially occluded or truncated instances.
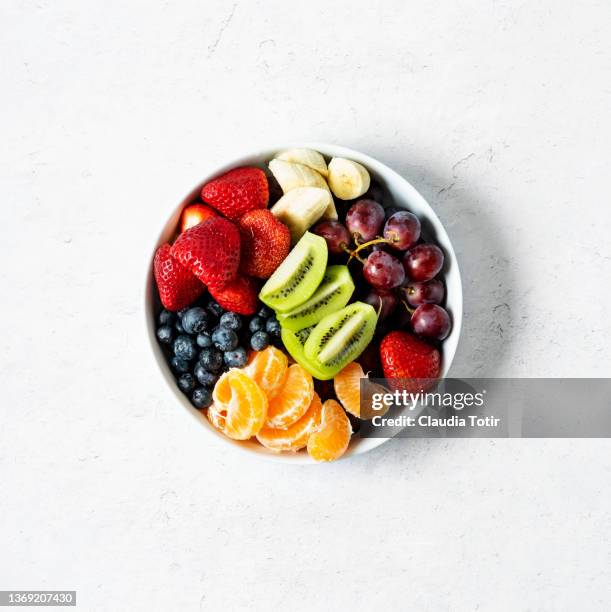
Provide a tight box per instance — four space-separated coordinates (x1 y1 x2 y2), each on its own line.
156 298 282 408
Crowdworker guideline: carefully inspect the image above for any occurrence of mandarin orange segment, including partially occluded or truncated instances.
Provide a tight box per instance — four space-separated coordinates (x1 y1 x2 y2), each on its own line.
209 369 267 440
334 362 364 418
257 392 323 452
265 363 314 428
243 346 288 399
307 399 352 462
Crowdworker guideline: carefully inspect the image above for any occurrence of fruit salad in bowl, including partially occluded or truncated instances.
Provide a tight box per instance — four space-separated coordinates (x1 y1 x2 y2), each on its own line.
145 144 462 463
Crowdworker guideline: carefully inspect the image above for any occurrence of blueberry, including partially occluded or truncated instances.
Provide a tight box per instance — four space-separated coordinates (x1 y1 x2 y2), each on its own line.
177 307 189 318
248 316 265 334
250 331 269 351
199 348 224 373
257 305 273 319
192 386 212 408
196 332 212 348
182 307 211 334
156 325 174 344
194 363 219 387
173 335 198 361
224 347 248 368
220 311 242 331
212 326 239 351
158 309 175 326
177 373 195 394
265 317 281 338
169 356 190 373
175 319 185 334
207 301 224 318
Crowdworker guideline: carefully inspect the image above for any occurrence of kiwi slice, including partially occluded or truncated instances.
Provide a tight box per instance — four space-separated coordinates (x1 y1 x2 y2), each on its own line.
259 232 328 313
280 326 329 380
303 302 378 379
277 265 355 331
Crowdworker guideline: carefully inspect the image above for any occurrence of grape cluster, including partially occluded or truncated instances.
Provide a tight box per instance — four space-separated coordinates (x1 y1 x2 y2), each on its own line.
155 298 281 408
312 189 451 342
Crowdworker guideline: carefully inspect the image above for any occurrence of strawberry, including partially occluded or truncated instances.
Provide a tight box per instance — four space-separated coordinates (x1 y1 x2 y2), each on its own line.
180 203 217 233
154 243 205 311
238 209 291 278
201 167 269 221
170 217 240 288
379 330 441 391
208 275 259 315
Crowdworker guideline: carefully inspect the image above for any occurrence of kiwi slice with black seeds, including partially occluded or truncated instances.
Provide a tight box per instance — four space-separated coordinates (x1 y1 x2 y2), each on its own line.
277 265 355 331
259 232 327 313
303 302 377 380
280 326 330 380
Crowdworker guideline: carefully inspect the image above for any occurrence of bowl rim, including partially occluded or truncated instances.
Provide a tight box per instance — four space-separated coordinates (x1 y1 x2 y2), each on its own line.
144 142 463 464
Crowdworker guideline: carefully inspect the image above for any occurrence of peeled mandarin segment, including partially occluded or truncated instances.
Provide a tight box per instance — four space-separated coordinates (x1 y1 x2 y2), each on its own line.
207 403 226 432
333 362 364 418
265 364 314 429
243 346 288 398
307 399 352 462
257 392 323 452
211 370 268 440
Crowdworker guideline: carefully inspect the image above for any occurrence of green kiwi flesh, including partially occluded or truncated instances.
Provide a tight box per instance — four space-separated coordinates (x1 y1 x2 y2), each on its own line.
277 265 355 331
259 232 328 313
280 326 330 380
303 302 378 379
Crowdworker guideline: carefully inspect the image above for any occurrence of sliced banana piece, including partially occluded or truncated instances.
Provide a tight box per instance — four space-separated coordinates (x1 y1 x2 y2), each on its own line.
270 187 332 244
327 157 371 200
275 148 329 177
269 158 337 221
319 198 338 221
269 159 329 193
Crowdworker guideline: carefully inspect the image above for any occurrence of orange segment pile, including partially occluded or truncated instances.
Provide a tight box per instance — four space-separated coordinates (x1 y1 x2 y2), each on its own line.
333 362 364 418
243 346 288 398
307 399 352 462
205 346 357 461
208 369 267 440
257 392 323 452
265 363 314 428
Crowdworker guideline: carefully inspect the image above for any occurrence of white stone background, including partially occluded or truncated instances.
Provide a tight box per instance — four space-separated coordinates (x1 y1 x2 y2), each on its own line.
1 1 610 610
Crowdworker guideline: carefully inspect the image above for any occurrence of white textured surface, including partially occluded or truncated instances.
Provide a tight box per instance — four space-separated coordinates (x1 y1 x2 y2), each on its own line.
1 1 610 610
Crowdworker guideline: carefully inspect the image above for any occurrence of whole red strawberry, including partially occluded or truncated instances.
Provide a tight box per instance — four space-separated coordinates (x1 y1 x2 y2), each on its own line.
180 203 217 233
380 330 441 391
208 275 259 315
170 217 240 288
202 167 269 221
154 243 205 311
238 209 291 278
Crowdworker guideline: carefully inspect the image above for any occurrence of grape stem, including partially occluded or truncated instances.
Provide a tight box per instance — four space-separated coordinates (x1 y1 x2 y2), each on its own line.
342 243 365 263
351 236 391 255
401 299 415 315
346 236 391 264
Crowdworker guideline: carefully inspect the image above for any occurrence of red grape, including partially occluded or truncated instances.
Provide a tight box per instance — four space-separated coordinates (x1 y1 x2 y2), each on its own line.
363 290 398 320
403 244 444 281
411 304 451 340
363 251 405 290
404 279 445 307
312 220 351 255
345 199 385 242
383 211 421 250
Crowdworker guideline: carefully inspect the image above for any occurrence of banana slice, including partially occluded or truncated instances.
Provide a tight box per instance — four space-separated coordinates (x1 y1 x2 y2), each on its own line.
275 148 329 177
319 198 338 221
269 158 337 221
269 159 329 193
270 187 332 244
327 157 371 200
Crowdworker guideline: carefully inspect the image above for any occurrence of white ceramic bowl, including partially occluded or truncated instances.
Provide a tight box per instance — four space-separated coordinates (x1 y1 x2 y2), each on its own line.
145 143 463 463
